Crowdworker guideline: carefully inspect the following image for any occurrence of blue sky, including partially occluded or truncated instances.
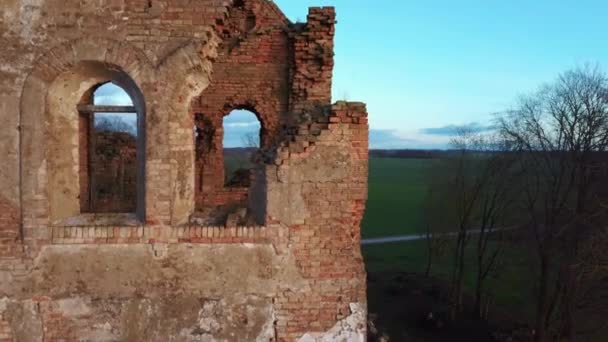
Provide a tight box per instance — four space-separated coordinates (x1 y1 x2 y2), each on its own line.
94 83 138 135
222 110 261 148
276 0 608 148
95 83 133 106
101 1 608 148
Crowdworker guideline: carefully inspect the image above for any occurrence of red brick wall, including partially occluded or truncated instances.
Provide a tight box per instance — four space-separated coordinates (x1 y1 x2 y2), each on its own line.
191 5 338 218
0 195 20 258
290 7 336 113
0 316 13 342
271 102 369 340
191 1 292 213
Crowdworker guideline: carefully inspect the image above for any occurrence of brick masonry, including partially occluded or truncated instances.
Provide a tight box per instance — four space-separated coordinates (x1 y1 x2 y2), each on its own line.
0 1 369 340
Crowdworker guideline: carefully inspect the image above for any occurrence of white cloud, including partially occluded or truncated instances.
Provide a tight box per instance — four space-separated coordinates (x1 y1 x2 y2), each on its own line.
223 122 260 128
370 129 451 149
94 83 133 106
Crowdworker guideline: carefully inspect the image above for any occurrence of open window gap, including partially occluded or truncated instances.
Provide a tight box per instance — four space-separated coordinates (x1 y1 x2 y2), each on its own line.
80 82 139 214
222 109 261 187
193 108 265 227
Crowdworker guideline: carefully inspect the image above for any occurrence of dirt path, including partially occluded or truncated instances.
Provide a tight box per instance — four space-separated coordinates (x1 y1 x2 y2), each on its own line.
362 234 428 245
361 228 512 245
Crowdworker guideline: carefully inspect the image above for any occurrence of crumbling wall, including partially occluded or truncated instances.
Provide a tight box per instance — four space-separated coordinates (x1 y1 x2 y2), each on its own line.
0 1 368 341
266 102 369 340
290 8 336 113
190 0 291 214
0 196 20 259
190 6 340 228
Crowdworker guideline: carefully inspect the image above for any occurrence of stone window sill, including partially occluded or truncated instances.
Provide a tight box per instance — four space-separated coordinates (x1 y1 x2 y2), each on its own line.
53 213 142 227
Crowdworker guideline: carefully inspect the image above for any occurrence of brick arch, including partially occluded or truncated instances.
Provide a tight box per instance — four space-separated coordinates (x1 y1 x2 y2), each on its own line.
191 0 291 140
25 38 153 86
194 95 283 145
19 36 217 229
192 99 271 220
189 16 289 218
19 38 154 244
219 102 271 147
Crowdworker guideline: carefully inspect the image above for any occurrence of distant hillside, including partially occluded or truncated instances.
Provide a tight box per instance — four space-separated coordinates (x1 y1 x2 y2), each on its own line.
223 147 257 157
226 148 452 160
370 149 445 159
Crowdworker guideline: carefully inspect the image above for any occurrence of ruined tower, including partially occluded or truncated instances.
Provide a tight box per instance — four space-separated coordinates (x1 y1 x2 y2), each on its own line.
0 0 369 340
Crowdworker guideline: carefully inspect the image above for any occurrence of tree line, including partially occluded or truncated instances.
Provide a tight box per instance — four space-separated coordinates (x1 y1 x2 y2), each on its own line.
424 66 608 342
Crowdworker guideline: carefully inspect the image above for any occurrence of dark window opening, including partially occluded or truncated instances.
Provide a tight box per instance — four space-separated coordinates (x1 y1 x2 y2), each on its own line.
79 82 138 213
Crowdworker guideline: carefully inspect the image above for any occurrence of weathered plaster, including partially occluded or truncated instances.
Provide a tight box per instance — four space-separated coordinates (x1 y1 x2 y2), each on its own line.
298 303 367 342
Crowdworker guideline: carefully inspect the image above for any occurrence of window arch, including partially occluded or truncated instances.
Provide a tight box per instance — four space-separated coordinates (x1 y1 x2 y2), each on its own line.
78 81 144 216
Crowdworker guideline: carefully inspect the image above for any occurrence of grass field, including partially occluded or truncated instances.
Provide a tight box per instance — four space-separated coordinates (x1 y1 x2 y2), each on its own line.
362 157 538 335
223 151 254 183
362 157 436 238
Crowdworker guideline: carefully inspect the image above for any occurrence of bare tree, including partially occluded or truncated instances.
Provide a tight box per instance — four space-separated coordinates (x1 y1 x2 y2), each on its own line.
470 135 519 319
498 65 608 341
429 129 515 320
225 132 260 186
424 168 453 278
95 116 136 136
241 132 260 149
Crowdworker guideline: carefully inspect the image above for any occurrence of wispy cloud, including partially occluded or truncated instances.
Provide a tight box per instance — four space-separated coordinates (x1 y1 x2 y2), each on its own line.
370 129 450 149
370 129 417 149
224 122 259 128
222 110 261 147
419 122 496 136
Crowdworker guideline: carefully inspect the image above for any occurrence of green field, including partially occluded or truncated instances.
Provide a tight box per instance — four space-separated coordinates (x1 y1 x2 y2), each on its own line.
223 152 254 183
362 157 436 238
362 157 537 328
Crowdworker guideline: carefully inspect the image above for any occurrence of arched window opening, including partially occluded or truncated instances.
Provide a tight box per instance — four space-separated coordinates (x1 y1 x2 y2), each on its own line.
222 109 261 187
78 82 139 213
192 107 265 227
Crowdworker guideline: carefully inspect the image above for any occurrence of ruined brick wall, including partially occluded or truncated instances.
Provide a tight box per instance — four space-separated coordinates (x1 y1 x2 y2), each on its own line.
290 8 336 113
267 102 369 340
190 0 292 213
0 1 368 340
0 196 20 259
190 6 338 218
